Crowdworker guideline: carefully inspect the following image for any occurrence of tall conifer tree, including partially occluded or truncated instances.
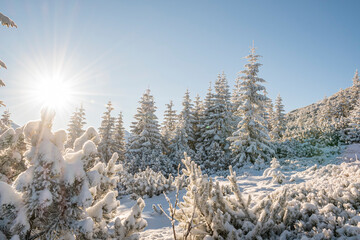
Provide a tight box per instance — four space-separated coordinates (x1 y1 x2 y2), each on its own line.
270 94 286 141
98 101 116 163
127 89 163 172
228 46 274 166
114 112 126 162
170 90 196 162
161 101 177 155
66 105 86 149
196 73 233 171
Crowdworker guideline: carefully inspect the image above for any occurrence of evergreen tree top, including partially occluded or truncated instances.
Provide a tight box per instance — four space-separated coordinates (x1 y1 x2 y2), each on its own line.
1 109 11 127
239 46 265 85
179 89 194 121
106 101 114 113
353 69 359 86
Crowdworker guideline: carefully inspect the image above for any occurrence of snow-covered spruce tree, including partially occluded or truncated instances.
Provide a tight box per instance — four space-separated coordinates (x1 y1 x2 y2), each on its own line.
168 90 196 168
195 83 215 166
1 109 12 130
0 127 26 183
231 74 242 115
127 89 165 173
114 112 126 162
161 100 177 155
66 105 86 149
262 89 274 132
351 69 360 105
317 97 343 146
270 94 286 141
196 74 233 172
350 99 360 126
178 89 196 151
0 12 17 108
318 97 334 129
3 109 146 239
333 89 350 130
10 107 69 239
346 98 360 143
0 109 11 135
98 101 116 163
168 119 194 171
352 69 359 86
192 94 204 149
228 46 274 167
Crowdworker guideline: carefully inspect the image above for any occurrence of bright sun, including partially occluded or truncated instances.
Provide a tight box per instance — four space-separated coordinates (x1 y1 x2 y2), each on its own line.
16 49 100 122
34 76 74 111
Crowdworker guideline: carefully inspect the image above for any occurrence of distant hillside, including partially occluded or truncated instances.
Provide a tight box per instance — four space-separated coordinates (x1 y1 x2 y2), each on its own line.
285 84 357 133
287 86 353 117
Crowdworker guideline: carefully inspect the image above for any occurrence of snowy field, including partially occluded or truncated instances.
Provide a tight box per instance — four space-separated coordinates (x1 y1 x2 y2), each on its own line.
114 144 360 239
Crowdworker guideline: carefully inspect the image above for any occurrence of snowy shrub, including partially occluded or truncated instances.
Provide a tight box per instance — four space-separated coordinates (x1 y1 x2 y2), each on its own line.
164 153 360 239
168 154 258 239
263 158 285 184
319 128 343 146
254 155 266 170
253 161 360 239
73 126 100 152
119 167 175 198
296 140 323 157
0 108 147 239
275 139 324 159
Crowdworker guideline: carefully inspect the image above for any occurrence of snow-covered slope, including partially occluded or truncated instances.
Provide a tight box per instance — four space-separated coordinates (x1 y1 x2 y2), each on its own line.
286 86 355 126
118 144 359 239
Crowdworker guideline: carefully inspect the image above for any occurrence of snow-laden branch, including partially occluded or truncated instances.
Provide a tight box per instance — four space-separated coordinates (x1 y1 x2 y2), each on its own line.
0 12 17 28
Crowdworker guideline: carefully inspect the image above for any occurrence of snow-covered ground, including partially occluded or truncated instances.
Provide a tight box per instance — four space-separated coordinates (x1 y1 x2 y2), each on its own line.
117 144 360 239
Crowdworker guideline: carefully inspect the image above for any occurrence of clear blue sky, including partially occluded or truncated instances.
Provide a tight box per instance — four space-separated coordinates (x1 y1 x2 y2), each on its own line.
1 0 360 130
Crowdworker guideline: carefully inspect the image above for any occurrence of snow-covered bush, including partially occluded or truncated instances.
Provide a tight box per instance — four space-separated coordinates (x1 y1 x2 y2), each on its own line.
275 139 324 159
296 140 323 157
263 158 285 184
254 161 360 239
73 126 100 152
170 154 257 239
319 128 343 146
165 154 360 239
119 167 175 198
0 108 147 239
